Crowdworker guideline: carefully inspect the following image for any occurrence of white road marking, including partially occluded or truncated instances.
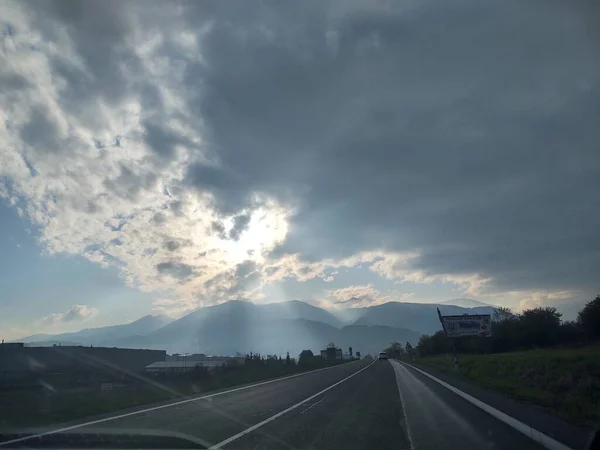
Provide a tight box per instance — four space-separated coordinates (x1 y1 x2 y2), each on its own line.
395 361 573 450
299 397 325 415
0 360 360 447
209 360 377 449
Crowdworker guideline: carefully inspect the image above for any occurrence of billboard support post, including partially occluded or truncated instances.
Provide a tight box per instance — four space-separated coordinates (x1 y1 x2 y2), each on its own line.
438 308 461 373
451 338 460 373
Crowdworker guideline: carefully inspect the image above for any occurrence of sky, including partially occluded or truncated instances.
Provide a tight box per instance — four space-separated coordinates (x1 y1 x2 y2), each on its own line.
1 0 599 340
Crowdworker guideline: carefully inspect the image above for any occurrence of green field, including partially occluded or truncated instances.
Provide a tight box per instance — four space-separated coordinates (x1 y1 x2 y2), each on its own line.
416 346 600 426
0 359 355 428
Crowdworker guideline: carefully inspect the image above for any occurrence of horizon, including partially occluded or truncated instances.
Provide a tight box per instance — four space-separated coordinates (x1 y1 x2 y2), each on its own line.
12 296 576 342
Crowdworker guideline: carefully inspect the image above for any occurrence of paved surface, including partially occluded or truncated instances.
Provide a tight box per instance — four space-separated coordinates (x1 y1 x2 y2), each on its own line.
225 359 407 449
407 361 593 450
390 360 548 450
3 359 584 449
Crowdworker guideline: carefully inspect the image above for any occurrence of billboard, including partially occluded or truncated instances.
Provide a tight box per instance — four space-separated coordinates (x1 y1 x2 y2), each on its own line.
440 314 492 338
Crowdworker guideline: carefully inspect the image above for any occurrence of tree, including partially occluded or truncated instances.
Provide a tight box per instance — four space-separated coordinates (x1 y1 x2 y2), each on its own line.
558 320 584 344
285 351 291 365
519 307 562 347
385 341 405 359
405 341 414 360
493 307 515 322
327 342 337 349
298 349 314 366
417 330 451 356
577 295 600 339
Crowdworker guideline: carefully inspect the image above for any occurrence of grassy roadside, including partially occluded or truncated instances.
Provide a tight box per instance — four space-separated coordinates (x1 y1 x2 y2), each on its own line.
415 346 600 426
0 359 358 428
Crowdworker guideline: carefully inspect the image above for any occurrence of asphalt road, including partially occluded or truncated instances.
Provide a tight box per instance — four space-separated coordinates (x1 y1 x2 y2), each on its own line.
1 359 564 449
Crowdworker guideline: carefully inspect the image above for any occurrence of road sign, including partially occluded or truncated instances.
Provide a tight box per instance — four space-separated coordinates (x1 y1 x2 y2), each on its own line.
440 313 492 337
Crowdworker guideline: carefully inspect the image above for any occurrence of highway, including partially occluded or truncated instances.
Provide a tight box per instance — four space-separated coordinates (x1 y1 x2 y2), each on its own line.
0 359 576 449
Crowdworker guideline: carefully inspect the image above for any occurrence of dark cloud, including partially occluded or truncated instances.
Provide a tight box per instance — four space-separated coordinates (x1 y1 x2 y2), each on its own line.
19 107 63 153
163 239 192 252
229 213 251 241
25 0 135 104
178 0 600 294
156 262 193 279
201 260 260 299
152 213 167 225
0 73 32 92
164 241 180 252
210 220 227 240
143 121 191 160
228 260 261 296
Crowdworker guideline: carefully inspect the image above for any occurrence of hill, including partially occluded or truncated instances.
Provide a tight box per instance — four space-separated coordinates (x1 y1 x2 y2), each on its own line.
20 300 501 354
438 298 497 308
352 301 495 335
115 317 419 356
111 301 417 355
21 314 172 347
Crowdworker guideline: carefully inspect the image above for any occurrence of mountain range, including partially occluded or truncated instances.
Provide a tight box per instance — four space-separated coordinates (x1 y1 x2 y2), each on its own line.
351 301 496 335
20 299 497 356
21 314 172 347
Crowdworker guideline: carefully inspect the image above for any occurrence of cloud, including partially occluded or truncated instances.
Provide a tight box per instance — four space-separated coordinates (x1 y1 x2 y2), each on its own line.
0 0 598 314
228 213 251 241
42 304 98 325
322 284 413 309
156 262 194 279
152 297 199 318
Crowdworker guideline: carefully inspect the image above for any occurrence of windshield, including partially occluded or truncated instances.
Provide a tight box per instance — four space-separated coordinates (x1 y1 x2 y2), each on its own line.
1 1 599 449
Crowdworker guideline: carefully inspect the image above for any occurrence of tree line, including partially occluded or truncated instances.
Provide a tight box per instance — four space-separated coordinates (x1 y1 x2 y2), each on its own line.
416 295 600 357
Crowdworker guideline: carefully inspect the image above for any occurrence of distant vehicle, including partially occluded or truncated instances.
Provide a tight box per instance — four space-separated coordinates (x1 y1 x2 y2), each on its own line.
378 352 388 360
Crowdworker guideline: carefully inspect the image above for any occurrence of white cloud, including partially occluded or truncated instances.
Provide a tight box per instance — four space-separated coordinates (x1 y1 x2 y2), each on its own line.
41 304 99 325
0 2 289 306
474 289 583 313
152 298 199 318
369 252 490 296
319 283 413 309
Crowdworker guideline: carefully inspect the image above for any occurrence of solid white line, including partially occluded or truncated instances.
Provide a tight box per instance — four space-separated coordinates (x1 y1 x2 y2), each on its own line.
209 360 377 449
399 362 573 450
299 397 325 415
0 361 360 447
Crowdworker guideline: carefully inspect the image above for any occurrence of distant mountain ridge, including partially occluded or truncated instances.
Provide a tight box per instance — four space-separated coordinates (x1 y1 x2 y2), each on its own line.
439 298 498 308
21 314 172 346
116 316 421 357
351 301 496 335
19 299 498 355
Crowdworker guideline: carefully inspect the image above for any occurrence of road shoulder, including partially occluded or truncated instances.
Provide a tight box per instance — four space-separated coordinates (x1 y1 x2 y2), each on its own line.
403 361 592 450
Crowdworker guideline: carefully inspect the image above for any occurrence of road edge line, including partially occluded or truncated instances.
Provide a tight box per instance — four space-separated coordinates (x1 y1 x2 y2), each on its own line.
209 359 377 449
0 360 361 447
399 361 573 450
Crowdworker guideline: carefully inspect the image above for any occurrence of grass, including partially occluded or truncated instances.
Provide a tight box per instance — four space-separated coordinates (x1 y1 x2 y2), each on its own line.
416 346 600 426
0 359 356 428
